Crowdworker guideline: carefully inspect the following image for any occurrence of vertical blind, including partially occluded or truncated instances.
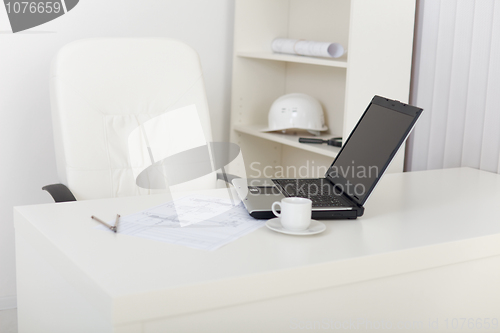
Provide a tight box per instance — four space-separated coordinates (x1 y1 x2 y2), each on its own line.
407 0 500 173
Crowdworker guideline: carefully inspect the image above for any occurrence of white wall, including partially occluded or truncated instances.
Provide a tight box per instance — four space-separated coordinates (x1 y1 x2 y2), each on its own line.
0 0 235 309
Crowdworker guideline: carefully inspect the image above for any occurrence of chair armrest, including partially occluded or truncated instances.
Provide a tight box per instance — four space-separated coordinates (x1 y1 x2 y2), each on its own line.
216 172 241 185
42 184 77 202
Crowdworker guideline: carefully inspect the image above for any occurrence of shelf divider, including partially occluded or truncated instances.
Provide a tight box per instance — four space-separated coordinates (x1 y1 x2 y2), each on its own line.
236 52 348 69
233 124 341 158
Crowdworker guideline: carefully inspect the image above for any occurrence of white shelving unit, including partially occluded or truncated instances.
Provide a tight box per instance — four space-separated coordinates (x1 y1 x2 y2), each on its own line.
229 0 416 178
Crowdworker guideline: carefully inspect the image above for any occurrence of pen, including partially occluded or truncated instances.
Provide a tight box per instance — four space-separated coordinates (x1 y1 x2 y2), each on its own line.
114 214 120 233
91 215 116 233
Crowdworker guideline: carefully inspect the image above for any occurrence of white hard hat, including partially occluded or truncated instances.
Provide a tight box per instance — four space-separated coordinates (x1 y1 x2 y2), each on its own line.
261 93 327 136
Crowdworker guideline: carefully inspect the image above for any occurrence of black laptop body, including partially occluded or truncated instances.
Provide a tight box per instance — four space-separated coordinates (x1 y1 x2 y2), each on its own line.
233 96 423 219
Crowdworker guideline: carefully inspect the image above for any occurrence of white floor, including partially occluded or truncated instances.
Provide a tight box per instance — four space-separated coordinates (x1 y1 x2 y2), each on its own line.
0 309 18 333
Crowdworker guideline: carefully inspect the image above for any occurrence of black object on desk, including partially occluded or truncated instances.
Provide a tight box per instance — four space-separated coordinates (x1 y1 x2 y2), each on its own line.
299 137 342 147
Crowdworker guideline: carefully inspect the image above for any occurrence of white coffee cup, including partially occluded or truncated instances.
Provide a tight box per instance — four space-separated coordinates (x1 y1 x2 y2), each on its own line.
271 197 312 231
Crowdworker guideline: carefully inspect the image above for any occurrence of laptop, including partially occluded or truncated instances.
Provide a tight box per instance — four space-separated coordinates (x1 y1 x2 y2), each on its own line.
232 95 423 219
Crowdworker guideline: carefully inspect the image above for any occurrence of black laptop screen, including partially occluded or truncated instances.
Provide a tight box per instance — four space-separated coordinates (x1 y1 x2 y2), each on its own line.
326 101 417 205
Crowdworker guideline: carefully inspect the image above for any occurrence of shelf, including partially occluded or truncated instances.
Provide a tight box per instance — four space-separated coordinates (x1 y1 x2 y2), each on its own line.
233 124 341 158
236 52 348 69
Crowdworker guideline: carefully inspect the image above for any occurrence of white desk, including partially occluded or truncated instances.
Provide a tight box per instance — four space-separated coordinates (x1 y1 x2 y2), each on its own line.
14 168 500 332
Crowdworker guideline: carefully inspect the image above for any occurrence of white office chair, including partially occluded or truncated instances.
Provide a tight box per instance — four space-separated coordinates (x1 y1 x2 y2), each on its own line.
44 38 222 202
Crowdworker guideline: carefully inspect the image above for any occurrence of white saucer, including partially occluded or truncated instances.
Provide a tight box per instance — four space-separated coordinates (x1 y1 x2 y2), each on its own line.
265 218 326 236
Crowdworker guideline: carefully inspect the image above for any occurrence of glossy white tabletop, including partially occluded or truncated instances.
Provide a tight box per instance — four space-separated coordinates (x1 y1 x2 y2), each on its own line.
14 167 500 324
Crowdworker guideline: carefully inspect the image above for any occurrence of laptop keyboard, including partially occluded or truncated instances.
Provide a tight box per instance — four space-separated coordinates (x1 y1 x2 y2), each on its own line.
272 179 348 207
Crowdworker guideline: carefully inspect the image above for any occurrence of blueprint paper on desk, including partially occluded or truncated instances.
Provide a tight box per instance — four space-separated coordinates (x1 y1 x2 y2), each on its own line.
102 195 265 251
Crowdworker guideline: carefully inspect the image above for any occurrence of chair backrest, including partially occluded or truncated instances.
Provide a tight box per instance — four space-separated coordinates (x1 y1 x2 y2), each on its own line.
50 38 215 200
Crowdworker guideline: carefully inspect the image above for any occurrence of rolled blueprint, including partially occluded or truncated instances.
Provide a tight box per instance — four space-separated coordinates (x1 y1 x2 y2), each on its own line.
272 38 345 58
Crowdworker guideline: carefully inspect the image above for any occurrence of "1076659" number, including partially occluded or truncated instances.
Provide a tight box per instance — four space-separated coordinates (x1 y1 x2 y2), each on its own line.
5 1 62 14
